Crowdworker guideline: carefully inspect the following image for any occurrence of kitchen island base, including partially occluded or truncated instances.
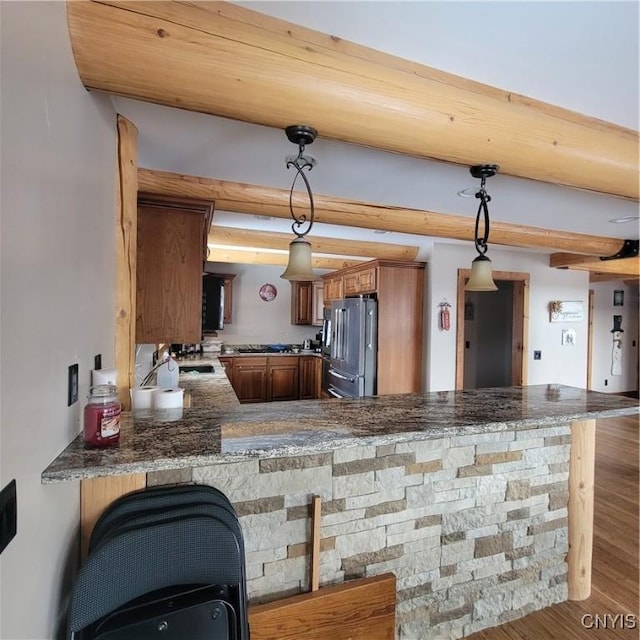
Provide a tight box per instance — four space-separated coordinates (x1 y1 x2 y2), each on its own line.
181 424 573 639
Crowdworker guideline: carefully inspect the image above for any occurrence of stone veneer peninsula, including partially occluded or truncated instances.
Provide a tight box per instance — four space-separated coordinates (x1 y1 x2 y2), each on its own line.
43 360 639 640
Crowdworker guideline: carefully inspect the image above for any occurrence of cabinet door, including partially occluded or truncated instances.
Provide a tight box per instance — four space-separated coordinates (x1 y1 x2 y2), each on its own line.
343 272 360 296
136 195 213 344
298 356 320 400
357 266 377 293
268 357 299 401
233 357 268 403
291 282 312 325
312 281 324 326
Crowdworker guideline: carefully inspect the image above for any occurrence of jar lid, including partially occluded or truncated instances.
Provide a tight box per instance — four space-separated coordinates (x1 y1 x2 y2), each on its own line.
88 384 118 401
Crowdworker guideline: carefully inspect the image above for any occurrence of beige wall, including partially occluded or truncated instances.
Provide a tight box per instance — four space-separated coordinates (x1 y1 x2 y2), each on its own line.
0 3 117 637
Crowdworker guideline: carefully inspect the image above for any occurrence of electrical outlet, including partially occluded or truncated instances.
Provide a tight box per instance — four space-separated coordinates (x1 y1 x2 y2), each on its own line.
68 364 79 406
533 350 542 360
94 354 102 370
0 480 17 555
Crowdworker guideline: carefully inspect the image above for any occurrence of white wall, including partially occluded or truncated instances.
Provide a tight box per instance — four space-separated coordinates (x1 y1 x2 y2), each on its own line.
0 3 117 638
425 243 591 392
205 263 321 346
589 281 639 393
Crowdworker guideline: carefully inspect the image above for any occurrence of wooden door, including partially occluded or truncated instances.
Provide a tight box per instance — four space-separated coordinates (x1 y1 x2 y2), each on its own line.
234 357 268 403
299 356 319 399
455 269 529 390
291 282 312 325
269 357 299 401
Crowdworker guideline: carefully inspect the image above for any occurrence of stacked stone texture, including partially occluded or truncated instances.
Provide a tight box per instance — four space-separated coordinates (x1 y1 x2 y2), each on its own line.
150 425 571 639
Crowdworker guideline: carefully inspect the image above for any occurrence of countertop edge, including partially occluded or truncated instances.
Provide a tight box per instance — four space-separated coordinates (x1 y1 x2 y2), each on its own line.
41 404 639 484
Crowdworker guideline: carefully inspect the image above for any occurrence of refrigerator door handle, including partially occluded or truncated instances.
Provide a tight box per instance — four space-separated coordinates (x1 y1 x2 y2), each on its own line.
329 368 355 382
366 308 375 349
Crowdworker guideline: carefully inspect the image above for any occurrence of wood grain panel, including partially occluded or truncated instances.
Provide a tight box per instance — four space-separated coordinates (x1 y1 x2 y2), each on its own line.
209 226 418 261
140 169 626 257
114 115 138 408
136 203 204 343
208 246 364 271
66 2 638 198
80 473 146 560
551 254 639 277
568 418 596 600
248 573 396 640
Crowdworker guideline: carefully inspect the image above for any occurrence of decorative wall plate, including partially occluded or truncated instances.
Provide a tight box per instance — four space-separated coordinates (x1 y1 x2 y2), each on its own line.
259 283 277 302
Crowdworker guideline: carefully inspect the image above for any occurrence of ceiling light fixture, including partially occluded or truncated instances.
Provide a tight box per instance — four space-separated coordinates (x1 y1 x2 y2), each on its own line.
608 215 640 224
280 125 319 281
465 164 500 292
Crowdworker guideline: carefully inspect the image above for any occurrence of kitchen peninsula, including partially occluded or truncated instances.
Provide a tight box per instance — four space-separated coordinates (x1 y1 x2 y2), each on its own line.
43 365 639 639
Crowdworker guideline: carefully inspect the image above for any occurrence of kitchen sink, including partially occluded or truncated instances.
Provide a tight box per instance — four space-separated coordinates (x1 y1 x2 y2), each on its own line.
178 364 215 373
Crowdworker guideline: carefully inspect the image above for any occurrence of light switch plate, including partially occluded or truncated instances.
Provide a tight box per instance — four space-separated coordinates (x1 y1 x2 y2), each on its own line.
68 364 79 406
0 480 17 555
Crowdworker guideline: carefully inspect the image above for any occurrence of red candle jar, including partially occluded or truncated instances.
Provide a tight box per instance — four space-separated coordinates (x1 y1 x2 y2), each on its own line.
83 385 121 447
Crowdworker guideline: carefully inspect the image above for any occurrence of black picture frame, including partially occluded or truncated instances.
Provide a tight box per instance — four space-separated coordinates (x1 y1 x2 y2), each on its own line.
613 290 624 307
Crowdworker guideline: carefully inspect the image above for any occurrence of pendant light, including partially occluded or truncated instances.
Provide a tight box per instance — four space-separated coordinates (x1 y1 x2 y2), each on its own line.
465 164 499 292
280 125 318 281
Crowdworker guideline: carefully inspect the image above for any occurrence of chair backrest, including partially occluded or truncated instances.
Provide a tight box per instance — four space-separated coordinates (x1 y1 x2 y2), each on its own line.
69 485 249 640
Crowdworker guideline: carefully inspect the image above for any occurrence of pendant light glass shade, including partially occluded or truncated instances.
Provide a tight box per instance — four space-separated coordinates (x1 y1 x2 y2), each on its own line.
281 238 316 281
465 255 498 291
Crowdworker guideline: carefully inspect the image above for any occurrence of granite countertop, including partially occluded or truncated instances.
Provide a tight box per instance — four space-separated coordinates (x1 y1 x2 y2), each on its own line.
42 368 639 483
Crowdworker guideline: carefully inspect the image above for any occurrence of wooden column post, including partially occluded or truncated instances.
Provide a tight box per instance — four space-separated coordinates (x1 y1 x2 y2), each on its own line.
567 418 596 600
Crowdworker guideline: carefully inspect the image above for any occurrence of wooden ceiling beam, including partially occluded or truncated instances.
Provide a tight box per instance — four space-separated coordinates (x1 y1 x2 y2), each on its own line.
208 226 419 261
207 247 363 271
551 253 639 276
589 272 639 283
139 168 626 257
67 1 638 199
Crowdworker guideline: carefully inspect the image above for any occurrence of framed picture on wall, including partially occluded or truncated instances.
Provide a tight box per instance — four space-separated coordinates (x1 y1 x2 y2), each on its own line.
613 290 624 307
561 329 576 346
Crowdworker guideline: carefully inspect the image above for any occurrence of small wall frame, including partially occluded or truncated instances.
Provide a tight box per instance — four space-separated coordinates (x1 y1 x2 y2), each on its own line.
613 290 624 307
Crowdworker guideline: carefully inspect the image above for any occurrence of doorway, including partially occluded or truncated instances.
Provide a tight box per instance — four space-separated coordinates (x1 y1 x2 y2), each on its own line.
455 270 530 390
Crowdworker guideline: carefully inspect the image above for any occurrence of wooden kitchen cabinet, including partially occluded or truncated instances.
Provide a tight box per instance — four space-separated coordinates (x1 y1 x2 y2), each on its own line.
268 356 299 402
291 282 313 325
221 355 321 403
323 276 343 305
312 281 324 326
219 356 233 381
321 259 425 395
233 356 268 403
136 194 214 344
291 281 324 326
299 356 321 400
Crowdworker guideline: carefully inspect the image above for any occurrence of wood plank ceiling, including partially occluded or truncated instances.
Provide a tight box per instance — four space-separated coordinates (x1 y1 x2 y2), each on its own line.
67 1 639 280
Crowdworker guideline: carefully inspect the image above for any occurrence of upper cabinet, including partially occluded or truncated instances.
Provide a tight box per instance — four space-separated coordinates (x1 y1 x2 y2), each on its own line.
136 194 214 344
291 281 324 326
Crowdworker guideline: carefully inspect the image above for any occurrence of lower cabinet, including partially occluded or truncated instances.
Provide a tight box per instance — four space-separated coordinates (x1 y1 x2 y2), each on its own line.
223 355 321 403
299 356 321 400
233 357 268 403
268 357 299 402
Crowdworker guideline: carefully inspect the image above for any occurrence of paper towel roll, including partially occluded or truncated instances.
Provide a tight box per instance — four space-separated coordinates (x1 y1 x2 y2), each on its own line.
92 368 117 386
130 386 159 410
152 387 184 410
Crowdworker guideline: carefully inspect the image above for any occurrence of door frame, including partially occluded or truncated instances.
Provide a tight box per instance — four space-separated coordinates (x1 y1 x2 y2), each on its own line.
455 269 530 390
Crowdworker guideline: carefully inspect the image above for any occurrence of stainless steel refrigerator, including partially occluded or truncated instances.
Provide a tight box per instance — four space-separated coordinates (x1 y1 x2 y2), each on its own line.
326 297 377 398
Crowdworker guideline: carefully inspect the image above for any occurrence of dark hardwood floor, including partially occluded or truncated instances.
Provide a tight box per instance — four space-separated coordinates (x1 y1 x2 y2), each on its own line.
469 414 639 640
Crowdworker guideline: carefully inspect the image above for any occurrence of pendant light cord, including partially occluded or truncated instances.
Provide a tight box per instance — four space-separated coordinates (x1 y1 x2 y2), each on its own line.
287 143 315 239
474 176 491 256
